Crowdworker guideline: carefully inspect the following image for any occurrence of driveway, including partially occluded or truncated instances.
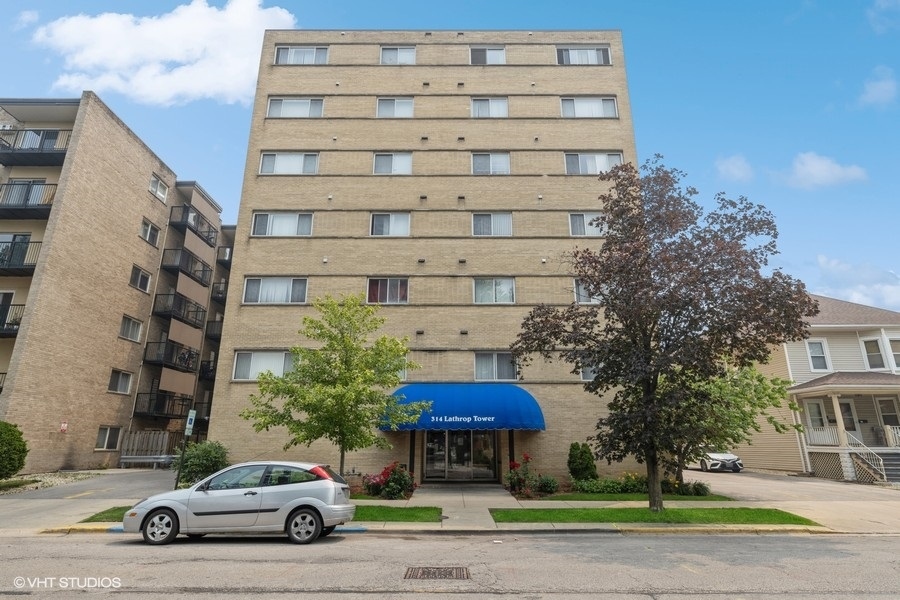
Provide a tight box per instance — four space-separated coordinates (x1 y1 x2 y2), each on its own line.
688 469 900 533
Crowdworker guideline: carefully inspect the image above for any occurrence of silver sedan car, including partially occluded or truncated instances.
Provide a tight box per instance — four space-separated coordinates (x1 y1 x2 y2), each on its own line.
123 461 355 545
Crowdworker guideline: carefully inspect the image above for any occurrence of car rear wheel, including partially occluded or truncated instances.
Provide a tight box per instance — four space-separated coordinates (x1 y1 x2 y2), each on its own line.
286 508 321 544
142 509 179 545
319 525 337 538
700 460 709 472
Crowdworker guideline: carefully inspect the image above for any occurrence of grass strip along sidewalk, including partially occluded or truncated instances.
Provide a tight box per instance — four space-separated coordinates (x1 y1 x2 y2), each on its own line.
490 507 818 525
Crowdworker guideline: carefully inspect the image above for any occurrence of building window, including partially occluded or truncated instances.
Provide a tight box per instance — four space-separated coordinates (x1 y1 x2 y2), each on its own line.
140 219 160 246
473 212 512 236
371 213 410 236
471 97 508 118
275 46 327 65
565 152 623 175
472 152 510 175
474 278 515 304
561 97 617 118
267 98 323 118
574 279 601 304
252 212 312 236
129 266 151 293
878 398 900 427
475 352 517 381
243 277 307 304
260 152 318 175
149 175 168 202
95 426 121 451
108 370 132 394
806 340 830 371
569 212 604 236
863 339 886 369
119 315 143 342
381 46 416 65
557 46 611 65
367 278 408 304
376 98 414 118
233 351 294 380
374 152 412 175
471 46 506 65
890 339 900 369
581 361 599 381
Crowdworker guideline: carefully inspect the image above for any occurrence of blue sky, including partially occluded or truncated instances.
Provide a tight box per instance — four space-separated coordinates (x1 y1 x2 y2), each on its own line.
4 0 899 310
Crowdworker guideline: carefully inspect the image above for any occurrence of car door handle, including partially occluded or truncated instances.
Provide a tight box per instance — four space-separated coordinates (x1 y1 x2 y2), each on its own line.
244 490 258 496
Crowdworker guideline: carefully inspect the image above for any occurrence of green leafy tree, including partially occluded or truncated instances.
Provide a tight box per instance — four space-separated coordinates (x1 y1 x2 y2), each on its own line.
567 442 599 481
659 365 794 484
0 421 28 479
176 440 229 485
241 294 430 475
511 157 817 512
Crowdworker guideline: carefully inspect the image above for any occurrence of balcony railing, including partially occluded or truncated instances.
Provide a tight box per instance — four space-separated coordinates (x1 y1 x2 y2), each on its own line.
0 241 41 275
0 129 72 166
210 281 228 305
144 340 200 373
216 246 233 267
153 293 206 329
888 426 900 447
0 183 55 218
0 304 24 337
205 319 223 340
133 392 192 419
804 426 840 446
0 371 6 392
193 400 212 421
199 360 216 381
161 248 212 286
170 205 218 247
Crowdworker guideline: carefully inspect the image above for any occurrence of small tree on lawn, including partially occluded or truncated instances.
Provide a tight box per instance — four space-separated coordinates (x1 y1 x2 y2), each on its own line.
511 157 817 512
660 364 794 484
241 294 431 475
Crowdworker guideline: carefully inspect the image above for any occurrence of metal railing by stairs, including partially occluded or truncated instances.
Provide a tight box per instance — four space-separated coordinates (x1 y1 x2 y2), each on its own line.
847 432 886 481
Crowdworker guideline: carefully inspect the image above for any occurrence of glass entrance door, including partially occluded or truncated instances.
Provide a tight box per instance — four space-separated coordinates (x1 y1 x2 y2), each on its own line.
423 430 497 481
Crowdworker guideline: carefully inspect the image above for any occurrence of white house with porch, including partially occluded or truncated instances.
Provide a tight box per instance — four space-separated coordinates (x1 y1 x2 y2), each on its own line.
738 295 900 483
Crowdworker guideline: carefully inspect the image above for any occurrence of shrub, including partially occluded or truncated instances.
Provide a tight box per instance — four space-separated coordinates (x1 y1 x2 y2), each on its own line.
572 477 624 494
363 462 415 499
537 474 559 495
505 453 539 498
176 441 229 484
572 473 711 497
567 442 598 481
0 421 28 479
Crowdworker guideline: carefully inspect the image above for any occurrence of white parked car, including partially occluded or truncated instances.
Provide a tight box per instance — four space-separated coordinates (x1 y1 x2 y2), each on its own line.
123 461 354 545
692 450 744 473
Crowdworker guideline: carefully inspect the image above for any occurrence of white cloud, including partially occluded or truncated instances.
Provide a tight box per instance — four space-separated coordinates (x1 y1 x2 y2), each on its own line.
786 152 867 189
814 255 900 311
14 10 39 31
715 154 754 182
867 0 900 33
859 66 897 107
32 0 296 106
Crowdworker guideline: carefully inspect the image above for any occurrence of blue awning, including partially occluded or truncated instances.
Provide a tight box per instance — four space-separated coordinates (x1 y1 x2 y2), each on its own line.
388 383 545 431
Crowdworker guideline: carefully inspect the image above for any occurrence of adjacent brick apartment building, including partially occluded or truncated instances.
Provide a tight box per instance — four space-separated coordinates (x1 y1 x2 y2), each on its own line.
0 92 232 473
210 30 638 483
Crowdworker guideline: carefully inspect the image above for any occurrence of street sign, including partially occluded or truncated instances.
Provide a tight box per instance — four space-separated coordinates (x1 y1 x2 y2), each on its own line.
184 410 196 436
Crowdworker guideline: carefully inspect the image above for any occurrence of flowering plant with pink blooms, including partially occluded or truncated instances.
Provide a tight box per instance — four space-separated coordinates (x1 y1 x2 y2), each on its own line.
362 461 416 499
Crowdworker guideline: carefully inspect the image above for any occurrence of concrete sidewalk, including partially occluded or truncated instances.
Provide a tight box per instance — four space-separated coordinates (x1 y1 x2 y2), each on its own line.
5 470 900 537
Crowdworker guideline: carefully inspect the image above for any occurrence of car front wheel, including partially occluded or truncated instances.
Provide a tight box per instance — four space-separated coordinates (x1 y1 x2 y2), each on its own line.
732 466 742 473
142 509 179 545
700 460 709 472
286 508 321 544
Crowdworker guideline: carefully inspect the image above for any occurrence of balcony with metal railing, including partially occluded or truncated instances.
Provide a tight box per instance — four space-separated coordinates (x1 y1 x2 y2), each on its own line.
210 281 228 305
133 392 192 419
161 248 212 286
152 293 206 329
0 129 72 166
0 183 55 218
205 319 223 340
0 304 25 337
216 246 233 267
0 371 6 392
199 360 216 381
143 340 200 373
0 241 41 275
169 205 218 247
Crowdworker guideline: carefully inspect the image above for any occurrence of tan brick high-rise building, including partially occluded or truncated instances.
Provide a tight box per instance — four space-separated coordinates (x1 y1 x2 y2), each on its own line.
211 30 638 483
0 92 232 473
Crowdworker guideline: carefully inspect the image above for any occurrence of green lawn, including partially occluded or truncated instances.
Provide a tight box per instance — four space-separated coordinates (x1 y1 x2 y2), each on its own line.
489 507 818 525
546 492 732 502
81 506 131 523
354 505 442 522
0 479 39 492
81 504 442 524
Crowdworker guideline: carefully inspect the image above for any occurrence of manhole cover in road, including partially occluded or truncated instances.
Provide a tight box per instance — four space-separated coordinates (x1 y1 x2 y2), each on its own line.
404 567 470 580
